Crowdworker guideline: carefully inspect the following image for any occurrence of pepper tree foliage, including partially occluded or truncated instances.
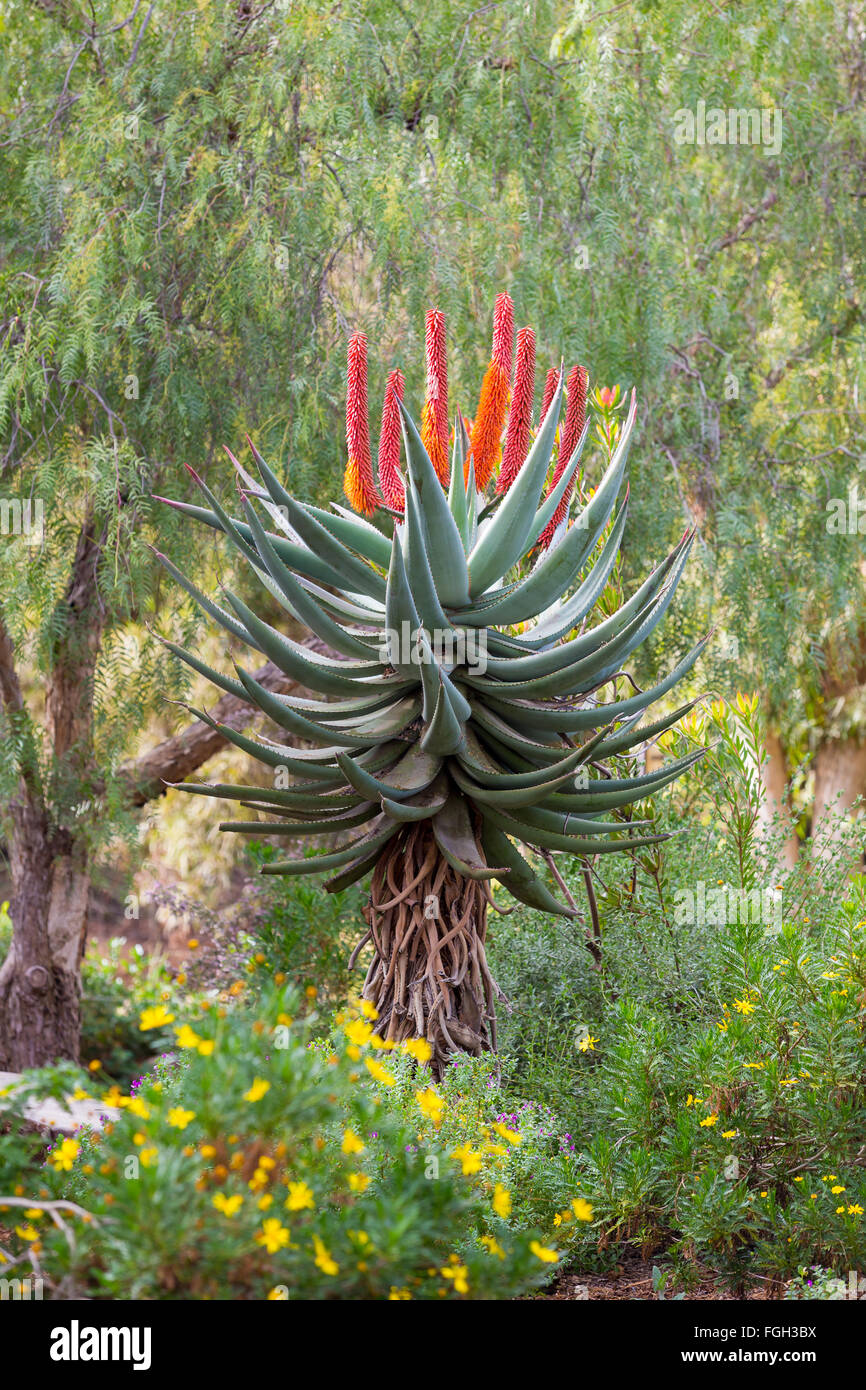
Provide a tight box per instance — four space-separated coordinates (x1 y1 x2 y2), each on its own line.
0 0 863 860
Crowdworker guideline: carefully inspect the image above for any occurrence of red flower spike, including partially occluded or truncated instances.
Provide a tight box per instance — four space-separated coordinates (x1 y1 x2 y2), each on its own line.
378 370 406 511
497 327 536 494
538 364 588 549
421 309 449 485
540 367 559 426
344 332 381 516
492 293 515 378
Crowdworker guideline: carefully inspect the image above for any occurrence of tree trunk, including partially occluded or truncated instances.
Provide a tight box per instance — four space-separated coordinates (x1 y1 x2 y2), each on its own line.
812 737 866 870
358 823 502 1078
758 732 800 872
0 796 88 1071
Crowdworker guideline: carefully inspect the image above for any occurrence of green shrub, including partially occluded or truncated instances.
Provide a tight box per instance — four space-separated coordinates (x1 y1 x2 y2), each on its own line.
2 988 564 1300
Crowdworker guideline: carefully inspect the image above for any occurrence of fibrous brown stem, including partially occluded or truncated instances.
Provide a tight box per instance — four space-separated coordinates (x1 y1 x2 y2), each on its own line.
358 823 502 1078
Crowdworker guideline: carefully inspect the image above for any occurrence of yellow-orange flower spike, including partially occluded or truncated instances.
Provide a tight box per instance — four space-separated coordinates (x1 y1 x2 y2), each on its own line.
497 326 535 494
421 310 449 485
538 364 587 548
377 369 405 511
468 294 514 489
344 332 381 516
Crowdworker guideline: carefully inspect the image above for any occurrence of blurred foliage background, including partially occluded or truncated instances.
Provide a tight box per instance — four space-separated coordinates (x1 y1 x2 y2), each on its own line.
0 0 864 917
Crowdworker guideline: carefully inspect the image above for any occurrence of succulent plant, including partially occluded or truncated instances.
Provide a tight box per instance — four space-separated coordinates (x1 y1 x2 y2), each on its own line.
156 294 704 1073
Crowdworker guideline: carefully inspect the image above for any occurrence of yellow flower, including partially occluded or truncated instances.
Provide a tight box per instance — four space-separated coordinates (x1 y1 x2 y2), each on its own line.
440 1262 469 1294
480 1234 505 1258
848 1204 864 1216
389 1286 412 1299
88 1059 102 1071
257 1194 274 1210
700 1115 719 1128
831 1186 846 1194
140 1147 158 1167
139 1005 174 1030
15 1224 39 1242
492 1184 512 1219
267 1286 288 1300
571 1197 593 1222
175 1024 201 1049
48 1138 79 1172
721 1130 738 1139
167 1107 196 1130
364 1058 395 1086
125 1096 151 1120
451 1143 483 1176
733 998 755 1015
345 1019 373 1047
243 1078 270 1103
212 1192 243 1216
530 1241 559 1264
403 1036 432 1063
256 1219 290 1254
492 1122 522 1147
416 1087 445 1126
341 1129 365 1155
360 1000 379 1020
71 1088 90 1101
285 1181 315 1212
347 1172 371 1193
578 1034 597 1053
312 1234 338 1275
196 1039 214 1056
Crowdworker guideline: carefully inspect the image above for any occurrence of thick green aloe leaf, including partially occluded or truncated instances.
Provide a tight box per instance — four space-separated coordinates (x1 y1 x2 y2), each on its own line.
170 781 361 811
447 415 471 549
385 530 422 680
260 820 398 876
302 502 392 569
593 700 703 758
546 749 705 812
480 823 577 918
451 760 578 810
479 803 671 856
420 677 466 757
527 421 587 542
432 797 502 880
397 398 470 607
456 395 636 626
157 636 250 701
153 550 260 649
282 497 387 602
482 636 708 732
235 666 420 747
219 802 378 836
239 496 379 660
381 771 449 822
458 722 610 789
224 590 384 697
336 744 441 802
401 487 451 633
466 369 563 597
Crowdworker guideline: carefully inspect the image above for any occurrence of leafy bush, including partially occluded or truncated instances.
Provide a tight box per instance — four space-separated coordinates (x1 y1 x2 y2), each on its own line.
2 988 565 1300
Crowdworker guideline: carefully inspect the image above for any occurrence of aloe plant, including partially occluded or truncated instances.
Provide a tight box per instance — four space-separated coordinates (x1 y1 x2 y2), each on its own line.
156 294 704 1073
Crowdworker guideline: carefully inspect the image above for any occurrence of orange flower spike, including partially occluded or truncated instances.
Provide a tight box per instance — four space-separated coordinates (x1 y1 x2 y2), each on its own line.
468 292 514 490
421 309 449 485
377 369 406 511
538 364 587 549
343 332 381 516
497 327 536 494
